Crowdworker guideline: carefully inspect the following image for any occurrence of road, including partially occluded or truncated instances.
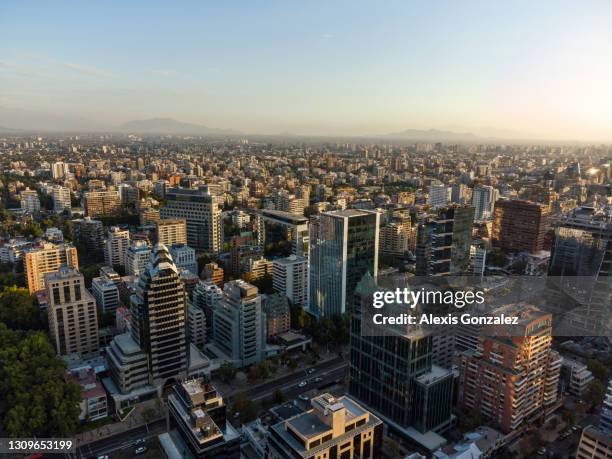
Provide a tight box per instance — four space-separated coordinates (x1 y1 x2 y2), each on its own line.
546 413 600 459
75 419 165 459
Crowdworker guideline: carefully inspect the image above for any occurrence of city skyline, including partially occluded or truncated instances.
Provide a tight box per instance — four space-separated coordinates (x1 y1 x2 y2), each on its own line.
2 1 612 141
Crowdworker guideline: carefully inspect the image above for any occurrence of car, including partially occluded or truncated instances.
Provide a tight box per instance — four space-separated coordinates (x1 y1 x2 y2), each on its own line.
299 394 310 401
314 377 323 383
307 368 316 374
97 456 109 459
233 411 240 418
572 425 579 432
135 446 147 455
537 448 546 456
135 439 146 445
298 380 307 388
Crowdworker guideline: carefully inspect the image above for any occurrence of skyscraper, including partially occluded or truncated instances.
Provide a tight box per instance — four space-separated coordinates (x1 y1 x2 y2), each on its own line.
547 206 611 335
104 226 130 268
46 267 99 357
272 254 308 308
458 305 561 433
25 242 79 293
491 199 549 253
212 280 264 368
471 185 498 221
428 184 450 208
309 209 379 317
416 205 475 276
160 186 222 253
156 218 188 247
51 185 71 214
130 244 188 386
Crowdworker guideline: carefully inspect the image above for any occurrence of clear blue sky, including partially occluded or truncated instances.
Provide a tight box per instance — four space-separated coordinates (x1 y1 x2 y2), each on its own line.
1 0 611 139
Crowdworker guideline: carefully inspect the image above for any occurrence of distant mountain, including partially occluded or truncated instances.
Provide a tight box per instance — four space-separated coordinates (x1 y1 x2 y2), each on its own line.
119 118 239 136
383 128 481 142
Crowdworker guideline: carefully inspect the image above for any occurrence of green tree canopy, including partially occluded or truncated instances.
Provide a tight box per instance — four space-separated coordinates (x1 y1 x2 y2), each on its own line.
0 286 46 330
0 324 82 437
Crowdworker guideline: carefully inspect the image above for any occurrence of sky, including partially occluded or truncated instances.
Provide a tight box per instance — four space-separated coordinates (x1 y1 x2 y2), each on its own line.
1 0 612 140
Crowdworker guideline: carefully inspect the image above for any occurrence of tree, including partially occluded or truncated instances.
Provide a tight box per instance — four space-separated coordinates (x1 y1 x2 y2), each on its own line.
0 324 82 437
218 361 237 383
287 358 298 372
0 286 46 330
232 392 257 424
272 389 285 404
456 408 483 433
561 409 575 426
587 359 609 382
585 379 606 409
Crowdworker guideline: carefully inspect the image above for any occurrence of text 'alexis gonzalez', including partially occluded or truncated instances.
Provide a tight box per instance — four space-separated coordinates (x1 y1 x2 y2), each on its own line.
372 288 485 309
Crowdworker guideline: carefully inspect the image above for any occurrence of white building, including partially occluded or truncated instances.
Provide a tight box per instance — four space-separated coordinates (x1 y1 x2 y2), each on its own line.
51 185 71 213
20 188 40 213
169 243 198 275
125 240 151 277
428 185 450 208
104 226 130 268
188 303 206 349
472 185 499 222
52 161 68 180
272 255 308 307
91 275 121 313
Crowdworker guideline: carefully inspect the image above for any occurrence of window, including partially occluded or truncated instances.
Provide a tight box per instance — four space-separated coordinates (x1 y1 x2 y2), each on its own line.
64 286 71 302
74 283 81 301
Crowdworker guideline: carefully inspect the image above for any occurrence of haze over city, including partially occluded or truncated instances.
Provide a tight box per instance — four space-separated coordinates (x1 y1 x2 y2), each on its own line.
1 0 612 141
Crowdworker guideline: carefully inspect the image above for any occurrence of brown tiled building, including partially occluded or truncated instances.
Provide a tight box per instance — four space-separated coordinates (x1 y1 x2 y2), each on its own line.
491 199 549 253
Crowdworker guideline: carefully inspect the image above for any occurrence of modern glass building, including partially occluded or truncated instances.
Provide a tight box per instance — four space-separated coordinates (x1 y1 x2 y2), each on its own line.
308 209 379 317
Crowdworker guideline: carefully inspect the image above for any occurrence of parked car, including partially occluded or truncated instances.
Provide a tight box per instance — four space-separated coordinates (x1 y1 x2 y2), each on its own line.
298 380 307 388
135 446 147 455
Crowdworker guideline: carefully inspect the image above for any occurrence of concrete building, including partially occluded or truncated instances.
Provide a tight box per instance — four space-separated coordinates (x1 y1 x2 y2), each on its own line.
575 425 612 459
91 274 121 313
472 185 498 222
160 186 223 253
260 209 310 258
193 280 222 340
170 243 198 275
600 379 612 434
428 184 451 208
125 240 151 277
51 185 71 213
272 255 308 308
188 303 207 350
20 187 40 213
104 226 130 268
561 358 594 397
71 217 104 253
212 280 264 368
66 365 108 423
268 393 383 459
84 190 121 217
263 293 291 340
458 305 561 433
201 262 224 288
156 218 187 246
25 242 79 293
165 378 240 458
491 199 549 253
46 267 99 357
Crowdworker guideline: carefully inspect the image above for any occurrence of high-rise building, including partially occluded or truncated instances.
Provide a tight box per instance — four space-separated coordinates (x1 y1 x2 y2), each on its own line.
575 425 612 459
212 280 264 368
201 262 224 288
91 273 121 313
268 393 383 459
104 226 130 268
20 188 40 213
160 186 222 253
272 255 308 308
25 242 79 293
166 378 240 458
51 185 71 213
46 267 99 357
601 379 612 434
416 205 475 276
491 199 549 253
547 206 611 335
156 218 188 246
130 244 188 386
379 210 415 256
428 184 450 208
262 293 290 340
52 161 68 180
169 243 198 275
451 183 470 205
349 274 455 450
260 209 310 258
193 280 222 340
471 185 498 221
125 240 151 277
309 209 380 317
84 190 121 217
71 217 104 253
458 305 561 433
188 303 207 349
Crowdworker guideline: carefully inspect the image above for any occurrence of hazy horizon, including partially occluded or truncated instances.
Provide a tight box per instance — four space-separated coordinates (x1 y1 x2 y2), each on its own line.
1 1 612 141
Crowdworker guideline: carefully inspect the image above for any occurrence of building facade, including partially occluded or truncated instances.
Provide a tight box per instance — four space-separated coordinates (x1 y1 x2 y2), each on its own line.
25 242 79 293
